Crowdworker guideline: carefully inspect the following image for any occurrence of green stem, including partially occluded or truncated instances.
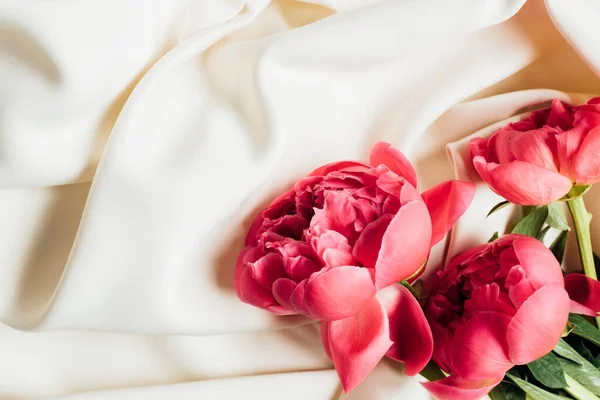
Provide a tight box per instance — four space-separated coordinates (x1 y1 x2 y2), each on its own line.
419 360 446 382
565 373 600 400
566 196 600 328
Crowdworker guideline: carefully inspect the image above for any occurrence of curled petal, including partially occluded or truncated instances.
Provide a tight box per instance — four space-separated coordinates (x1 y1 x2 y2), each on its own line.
374 200 432 289
507 283 570 365
304 266 376 321
421 180 476 246
324 297 393 392
272 278 298 313
505 266 536 309
353 214 393 270
473 157 572 205
369 141 418 188
422 376 502 400
290 280 309 315
450 311 513 381
565 273 600 316
512 236 564 289
381 285 433 375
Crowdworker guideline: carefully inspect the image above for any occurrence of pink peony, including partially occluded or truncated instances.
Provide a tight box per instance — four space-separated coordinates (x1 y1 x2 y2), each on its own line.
470 97 600 205
235 142 475 392
423 234 571 400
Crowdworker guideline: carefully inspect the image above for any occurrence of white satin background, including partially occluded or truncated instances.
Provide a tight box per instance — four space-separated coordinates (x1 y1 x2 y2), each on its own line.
1 0 600 398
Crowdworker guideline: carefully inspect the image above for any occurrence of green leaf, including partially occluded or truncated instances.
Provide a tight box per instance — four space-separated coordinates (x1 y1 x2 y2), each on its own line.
550 231 568 265
554 339 584 365
537 226 552 242
546 203 571 231
506 373 570 399
569 314 600 348
512 206 549 238
490 381 526 400
554 339 600 396
569 336 596 366
527 352 568 389
488 200 511 218
489 231 500 243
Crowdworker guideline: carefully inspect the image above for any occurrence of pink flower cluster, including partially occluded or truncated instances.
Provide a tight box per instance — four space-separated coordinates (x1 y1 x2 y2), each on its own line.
233 97 600 399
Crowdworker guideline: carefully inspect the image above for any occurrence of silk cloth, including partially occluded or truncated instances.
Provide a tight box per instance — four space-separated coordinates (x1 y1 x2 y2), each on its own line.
1 0 599 398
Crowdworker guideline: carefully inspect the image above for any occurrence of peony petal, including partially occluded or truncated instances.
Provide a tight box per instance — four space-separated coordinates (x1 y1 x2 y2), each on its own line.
272 278 298 312
353 214 393 270
325 297 393 392
511 236 564 289
505 265 536 309
237 267 295 315
554 126 586 182
369 141 418 188
374 200 432 289
450 311 513 381
473 157 572 205
422 376 502 400
304 266 376 321
421 180 476 246
289 279 309 315
381 285 433 375
507 283 570 365
310 191 357 240
469 137 490 160
464 283 516 318
249 253 286 287
283 256 321 281
565 273 600 316
574 126 600 185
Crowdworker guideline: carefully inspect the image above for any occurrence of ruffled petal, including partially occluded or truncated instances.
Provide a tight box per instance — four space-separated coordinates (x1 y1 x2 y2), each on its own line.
421 180 476 246
324 297 393 392
304 266 376 321
422 376 502 400
565 273 600 316
472 157 572 205
507 283 570 365
450 311 513 381
374 200 432 289
369 141 418 188
381 285 433 375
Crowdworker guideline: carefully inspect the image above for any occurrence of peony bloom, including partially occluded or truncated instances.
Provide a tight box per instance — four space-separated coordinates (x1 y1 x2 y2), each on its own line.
235 142 475 391
470 97 600 205
423 234 571 400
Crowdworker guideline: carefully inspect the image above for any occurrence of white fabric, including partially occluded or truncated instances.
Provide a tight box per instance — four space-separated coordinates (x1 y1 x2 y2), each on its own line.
1 0 600 398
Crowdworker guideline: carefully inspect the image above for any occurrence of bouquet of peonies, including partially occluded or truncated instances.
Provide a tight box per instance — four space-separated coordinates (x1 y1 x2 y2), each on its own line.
234 98 600 400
